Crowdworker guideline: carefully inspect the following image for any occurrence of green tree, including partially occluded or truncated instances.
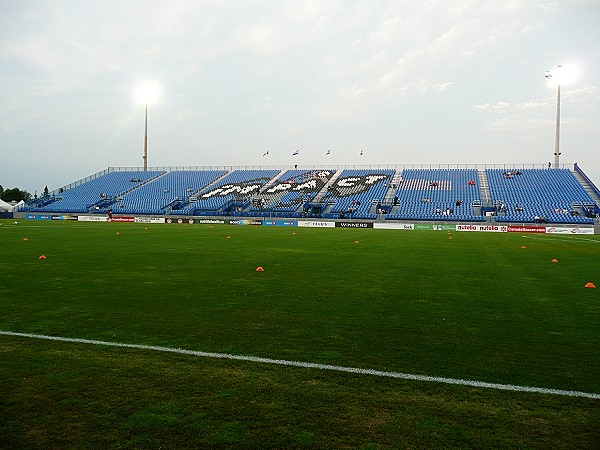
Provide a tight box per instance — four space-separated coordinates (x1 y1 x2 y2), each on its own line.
43 185 49 197
1 187 31 202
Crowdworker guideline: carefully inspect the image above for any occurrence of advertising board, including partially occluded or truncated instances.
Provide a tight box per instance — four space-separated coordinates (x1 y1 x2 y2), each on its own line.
298 220 335 228
134 217 165 224
507 226 546 233
335 221 374 228
456 224 508 232
374 223 414 230
78 215 109 222
229 219 262 226
262 220 297 227
546 226 595 235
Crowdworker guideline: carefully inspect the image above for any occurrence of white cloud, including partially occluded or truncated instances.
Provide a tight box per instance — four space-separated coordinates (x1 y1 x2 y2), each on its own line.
474 85 599 130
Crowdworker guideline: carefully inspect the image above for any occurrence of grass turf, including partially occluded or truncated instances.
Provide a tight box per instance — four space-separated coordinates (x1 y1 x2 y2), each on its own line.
1 219 599 448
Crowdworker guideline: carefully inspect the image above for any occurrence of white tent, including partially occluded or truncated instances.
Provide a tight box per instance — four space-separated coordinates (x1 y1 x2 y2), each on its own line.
0 199 14 212
14 200 25 211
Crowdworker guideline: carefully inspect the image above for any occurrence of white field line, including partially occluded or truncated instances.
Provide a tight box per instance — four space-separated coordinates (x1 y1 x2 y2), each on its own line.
1 330 599 400
520 234 600 244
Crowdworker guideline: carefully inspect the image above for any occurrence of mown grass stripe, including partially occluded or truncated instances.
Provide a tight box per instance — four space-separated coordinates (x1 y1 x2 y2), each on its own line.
2 330 599 400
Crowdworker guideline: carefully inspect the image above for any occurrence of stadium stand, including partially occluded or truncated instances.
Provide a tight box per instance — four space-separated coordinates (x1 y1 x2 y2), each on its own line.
173 169 280 216
386 169 484 222
320 169 395 219
110 170 227 214
29 170 164 213
247 169 335 217
22 165 599 224
487 168 595 224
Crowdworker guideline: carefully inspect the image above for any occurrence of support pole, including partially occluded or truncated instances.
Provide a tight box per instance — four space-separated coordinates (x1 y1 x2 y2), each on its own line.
143 104 148 171
554 84 561 169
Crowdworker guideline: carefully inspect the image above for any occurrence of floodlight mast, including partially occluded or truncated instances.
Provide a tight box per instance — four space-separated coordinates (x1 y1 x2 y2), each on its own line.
136 82 159 171
143 104 148 171
545 65 562 169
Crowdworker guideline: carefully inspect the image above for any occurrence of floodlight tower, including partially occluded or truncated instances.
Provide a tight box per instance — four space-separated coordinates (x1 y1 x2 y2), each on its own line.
544 65 562 169
135 82 160 171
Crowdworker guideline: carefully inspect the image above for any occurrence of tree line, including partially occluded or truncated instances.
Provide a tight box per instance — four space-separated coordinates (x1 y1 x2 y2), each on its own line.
0 185 33 202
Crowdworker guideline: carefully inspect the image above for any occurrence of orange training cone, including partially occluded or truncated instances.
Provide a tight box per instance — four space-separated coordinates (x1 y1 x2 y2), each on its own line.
585 283 596 288
256 266 264 272
521 245 526 249
226 236 231 239
449 236 453 240
116 232 121 235
551 258 558 263
354 240 359 244
23 238 28 241
39 255 46 260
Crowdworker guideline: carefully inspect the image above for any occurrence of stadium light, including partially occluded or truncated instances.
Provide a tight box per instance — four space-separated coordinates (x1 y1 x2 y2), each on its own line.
135 82 160 171
544 65 577 169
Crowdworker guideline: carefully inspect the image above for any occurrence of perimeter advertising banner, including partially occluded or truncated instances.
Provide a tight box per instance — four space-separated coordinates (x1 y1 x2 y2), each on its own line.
110 216 135 222
78 215 109 222
507 226 546 233
298 220 335 228
229 219 262 226
27 214 76 220
26 214 52 220
193 219 227 225
414 224 434 230
546 226 595 235
374 223 415 230
135 217 165 224
456 224 508 232
166 218 195 224
262 220 297 227
335 221 374 229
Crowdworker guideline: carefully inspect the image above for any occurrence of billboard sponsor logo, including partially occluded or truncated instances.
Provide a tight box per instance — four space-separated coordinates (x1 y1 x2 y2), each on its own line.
78 215 109 222
456 225 507 232
135 217 165 224
335 221 374 228
546 226 594 235
111 216 135 222
507 226 546 233
262 220 297 227
299 221 334 227
195 219 226 224
230 220 262 226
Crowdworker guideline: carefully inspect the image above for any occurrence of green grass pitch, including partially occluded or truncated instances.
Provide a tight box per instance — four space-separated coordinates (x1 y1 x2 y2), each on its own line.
1 219 599 448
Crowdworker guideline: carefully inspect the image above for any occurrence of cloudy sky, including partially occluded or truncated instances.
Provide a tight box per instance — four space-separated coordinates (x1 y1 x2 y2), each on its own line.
1 0 599 194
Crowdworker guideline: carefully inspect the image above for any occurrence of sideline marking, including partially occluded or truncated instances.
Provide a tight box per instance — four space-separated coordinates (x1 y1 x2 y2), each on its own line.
521 234 600 244
1 330 599 400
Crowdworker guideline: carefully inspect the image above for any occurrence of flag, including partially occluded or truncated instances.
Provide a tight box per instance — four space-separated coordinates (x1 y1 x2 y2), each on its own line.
326 149 331 155
292 150 299 156
360 149 363 156
262 150 269 157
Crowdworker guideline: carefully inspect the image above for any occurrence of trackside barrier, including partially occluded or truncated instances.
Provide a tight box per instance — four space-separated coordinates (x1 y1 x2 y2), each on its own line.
29 215 596 234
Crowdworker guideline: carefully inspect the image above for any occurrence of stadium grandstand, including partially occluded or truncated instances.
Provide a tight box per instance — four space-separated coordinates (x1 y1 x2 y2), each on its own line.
20 163 600 225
